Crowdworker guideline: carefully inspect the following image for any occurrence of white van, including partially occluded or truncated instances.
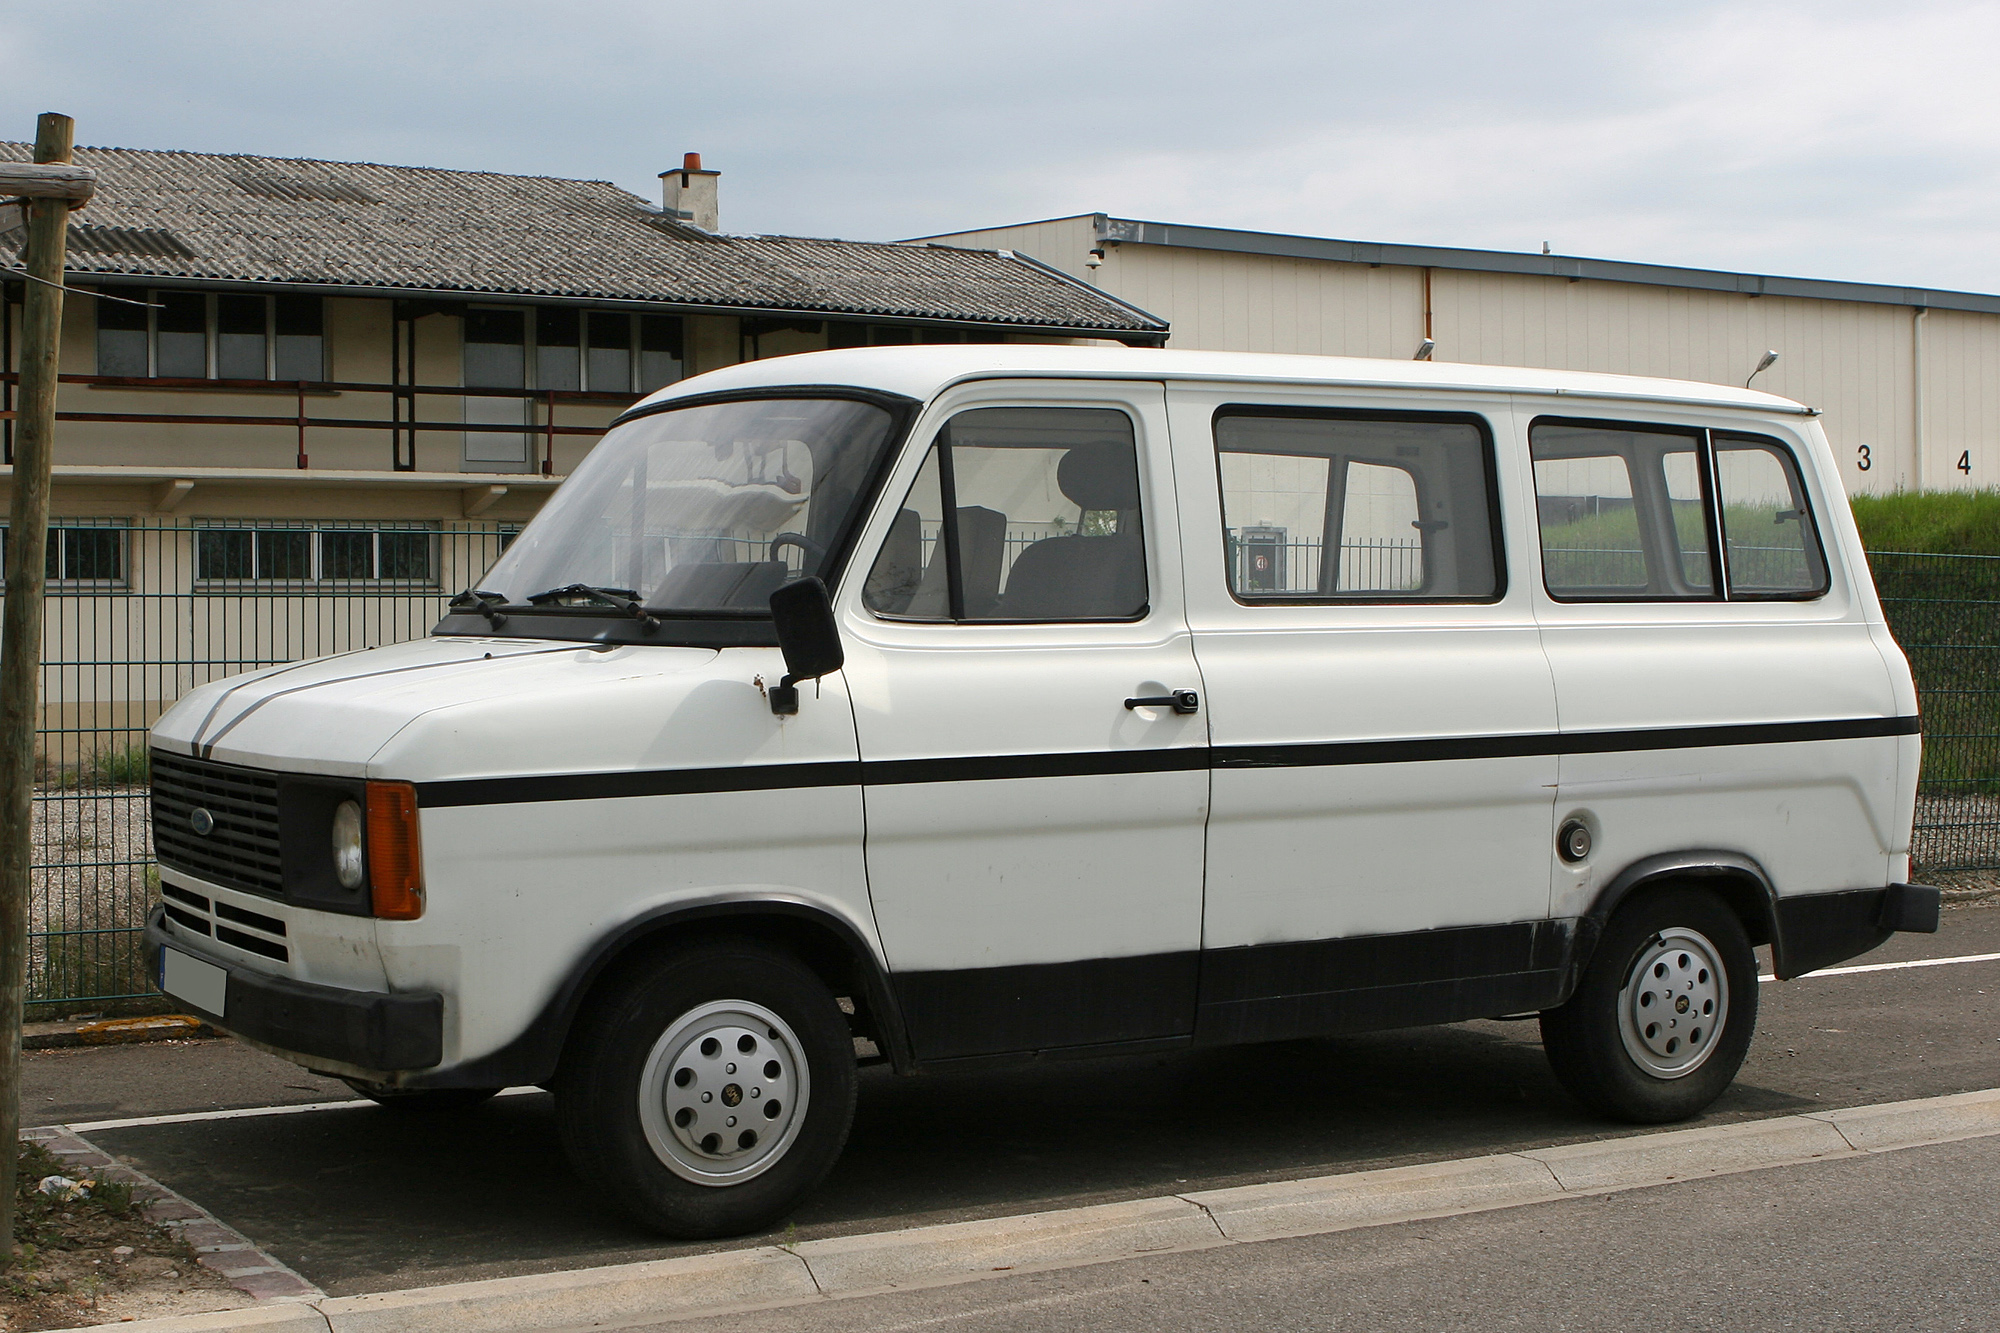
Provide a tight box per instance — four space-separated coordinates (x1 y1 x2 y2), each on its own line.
146 347 1940 1238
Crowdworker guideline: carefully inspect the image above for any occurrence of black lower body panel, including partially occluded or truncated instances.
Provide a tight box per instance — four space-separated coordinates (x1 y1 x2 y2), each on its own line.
892 952 1199 1061
143 906 443 1071
1774 883 1942 979
1195 920 1574 1046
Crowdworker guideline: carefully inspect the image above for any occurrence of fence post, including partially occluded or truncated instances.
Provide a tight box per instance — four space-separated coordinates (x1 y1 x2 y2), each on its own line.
0 112 85 1262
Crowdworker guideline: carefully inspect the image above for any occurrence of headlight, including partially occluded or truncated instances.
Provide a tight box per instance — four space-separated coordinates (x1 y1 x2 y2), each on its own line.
332 799 365 890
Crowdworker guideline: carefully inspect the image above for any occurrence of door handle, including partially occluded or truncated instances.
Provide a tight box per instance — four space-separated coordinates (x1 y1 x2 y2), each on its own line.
1125 689 1199 715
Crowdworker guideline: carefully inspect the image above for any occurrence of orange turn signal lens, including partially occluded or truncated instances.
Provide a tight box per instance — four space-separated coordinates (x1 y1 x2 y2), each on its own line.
365 781 424 920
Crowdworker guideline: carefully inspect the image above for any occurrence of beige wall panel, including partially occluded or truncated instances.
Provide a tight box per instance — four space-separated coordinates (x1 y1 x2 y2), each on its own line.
1432 270 1921 494
328 297 391 383
918 216 1100 279
686 314 740 378
1919 309 2000 491
1108 247 1423 359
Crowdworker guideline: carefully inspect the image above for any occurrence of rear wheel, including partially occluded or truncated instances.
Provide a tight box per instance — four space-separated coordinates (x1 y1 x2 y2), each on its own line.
1540 886 1757 1122
554 939 857 1238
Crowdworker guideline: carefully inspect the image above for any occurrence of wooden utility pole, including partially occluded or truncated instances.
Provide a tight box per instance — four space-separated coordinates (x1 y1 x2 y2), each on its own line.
0 113 90 1262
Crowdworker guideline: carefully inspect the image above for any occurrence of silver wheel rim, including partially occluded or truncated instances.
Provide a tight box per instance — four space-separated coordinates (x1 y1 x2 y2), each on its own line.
1617 927 1729 1079
637 999 811 1187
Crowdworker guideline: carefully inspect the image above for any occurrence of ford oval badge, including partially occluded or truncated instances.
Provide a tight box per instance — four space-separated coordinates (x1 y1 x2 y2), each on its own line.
189 808 215 836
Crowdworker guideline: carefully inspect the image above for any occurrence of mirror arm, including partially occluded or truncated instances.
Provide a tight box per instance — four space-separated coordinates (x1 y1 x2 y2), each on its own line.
770 674 802 716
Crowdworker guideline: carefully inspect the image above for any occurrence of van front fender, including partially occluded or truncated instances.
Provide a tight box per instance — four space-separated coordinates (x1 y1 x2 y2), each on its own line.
399 893 912 1090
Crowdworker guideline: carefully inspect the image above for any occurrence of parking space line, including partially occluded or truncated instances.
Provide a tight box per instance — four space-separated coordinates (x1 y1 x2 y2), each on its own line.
52 1085 542 1134
1760 950 2000 983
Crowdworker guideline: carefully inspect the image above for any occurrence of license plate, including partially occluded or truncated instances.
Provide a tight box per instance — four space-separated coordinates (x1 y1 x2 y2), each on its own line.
159 948 227 1018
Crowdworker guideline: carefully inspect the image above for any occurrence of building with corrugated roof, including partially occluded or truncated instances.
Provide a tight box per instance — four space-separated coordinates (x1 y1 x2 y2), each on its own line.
0 148 1164 535
920 213 1999 497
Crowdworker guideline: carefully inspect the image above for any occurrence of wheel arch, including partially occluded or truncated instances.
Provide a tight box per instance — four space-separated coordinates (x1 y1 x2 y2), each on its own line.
1569 851 1780 998
404 894 913 1090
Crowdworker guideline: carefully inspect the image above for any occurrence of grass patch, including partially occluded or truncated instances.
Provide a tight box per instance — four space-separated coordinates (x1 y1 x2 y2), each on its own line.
1851 489 2000 557
35 745 149 792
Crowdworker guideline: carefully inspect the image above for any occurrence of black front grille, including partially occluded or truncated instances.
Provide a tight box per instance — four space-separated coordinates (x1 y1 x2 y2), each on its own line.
152 751 283 896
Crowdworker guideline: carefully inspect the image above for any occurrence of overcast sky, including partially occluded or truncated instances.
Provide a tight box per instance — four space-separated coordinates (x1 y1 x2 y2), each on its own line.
4 1 1997 292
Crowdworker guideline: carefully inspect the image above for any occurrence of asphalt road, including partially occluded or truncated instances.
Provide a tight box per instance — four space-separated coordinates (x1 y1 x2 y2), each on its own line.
23 905 2000 1298
634 1134 2000 1333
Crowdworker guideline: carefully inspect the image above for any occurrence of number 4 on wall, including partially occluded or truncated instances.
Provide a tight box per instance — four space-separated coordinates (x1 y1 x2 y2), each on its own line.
1960 450 1973 476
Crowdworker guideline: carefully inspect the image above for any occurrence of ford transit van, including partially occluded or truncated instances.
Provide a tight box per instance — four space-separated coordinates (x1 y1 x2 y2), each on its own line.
146 347 1940 1238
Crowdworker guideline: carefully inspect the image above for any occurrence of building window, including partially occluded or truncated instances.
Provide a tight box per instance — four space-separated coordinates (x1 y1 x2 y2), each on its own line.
513 308 683 396
465 307 683 471
0 522 128 588
194 524 437 585
94 292 325 382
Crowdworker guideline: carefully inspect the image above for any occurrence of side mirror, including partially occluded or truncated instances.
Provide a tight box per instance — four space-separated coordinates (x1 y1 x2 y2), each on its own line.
768 577 844 715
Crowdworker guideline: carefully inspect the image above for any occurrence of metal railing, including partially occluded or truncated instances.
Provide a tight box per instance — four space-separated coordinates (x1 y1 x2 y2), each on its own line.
9 533 1997 1010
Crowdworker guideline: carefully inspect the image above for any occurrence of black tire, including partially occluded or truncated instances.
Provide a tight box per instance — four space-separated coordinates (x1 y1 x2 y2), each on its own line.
1540 886 1758 1123
341 1080 503 1113
553 938 858 1239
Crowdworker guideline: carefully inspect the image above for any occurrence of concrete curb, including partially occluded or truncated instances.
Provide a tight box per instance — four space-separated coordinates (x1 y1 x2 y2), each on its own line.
88 1086 2000 1333
24 1014 220 1050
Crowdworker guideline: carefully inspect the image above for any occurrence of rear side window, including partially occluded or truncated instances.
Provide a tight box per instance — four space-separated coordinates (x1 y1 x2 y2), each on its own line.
1530 418 1826 601
863 407 1148 622
1213 409 1501 602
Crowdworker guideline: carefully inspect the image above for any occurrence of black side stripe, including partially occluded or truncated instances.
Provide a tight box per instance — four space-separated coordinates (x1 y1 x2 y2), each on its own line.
1214 715 1922 770
412 715 1919 809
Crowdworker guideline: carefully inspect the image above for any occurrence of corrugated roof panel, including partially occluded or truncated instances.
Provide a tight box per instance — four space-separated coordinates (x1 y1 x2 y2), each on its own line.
0 144 1166 335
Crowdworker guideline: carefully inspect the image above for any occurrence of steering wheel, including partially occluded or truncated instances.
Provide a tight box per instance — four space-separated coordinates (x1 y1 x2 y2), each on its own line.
770 532 826 566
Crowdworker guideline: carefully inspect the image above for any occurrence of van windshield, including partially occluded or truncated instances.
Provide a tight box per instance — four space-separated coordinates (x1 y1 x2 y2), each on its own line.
476 395 902 618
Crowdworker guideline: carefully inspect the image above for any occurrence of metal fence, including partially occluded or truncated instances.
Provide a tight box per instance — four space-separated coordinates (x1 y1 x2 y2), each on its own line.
1868 551 2000 873
9 518 515 1012
9 531 1998 1011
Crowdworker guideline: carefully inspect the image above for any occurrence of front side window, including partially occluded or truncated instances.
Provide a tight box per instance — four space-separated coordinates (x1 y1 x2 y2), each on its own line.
195 525 437 585
477 395 902 617
1531 418 1825 601
863 407 1148 622
1213 410 1500 601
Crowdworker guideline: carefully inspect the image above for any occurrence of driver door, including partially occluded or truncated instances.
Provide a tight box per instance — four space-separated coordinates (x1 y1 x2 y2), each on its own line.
838 381 1209 1062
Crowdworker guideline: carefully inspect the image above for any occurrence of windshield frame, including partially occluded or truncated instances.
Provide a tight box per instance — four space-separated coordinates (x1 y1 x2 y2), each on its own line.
434 384 921 647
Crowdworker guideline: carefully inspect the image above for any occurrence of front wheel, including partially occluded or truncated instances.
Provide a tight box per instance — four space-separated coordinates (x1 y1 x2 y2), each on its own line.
1540 887 1758 1122
554 940 858 1238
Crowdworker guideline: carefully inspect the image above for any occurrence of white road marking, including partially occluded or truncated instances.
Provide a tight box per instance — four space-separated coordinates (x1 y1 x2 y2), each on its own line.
55 1085 541 1134
1760 950 2000 983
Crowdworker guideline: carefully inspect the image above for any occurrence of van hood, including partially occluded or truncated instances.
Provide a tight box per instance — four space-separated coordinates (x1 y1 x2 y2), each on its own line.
152 636 723 776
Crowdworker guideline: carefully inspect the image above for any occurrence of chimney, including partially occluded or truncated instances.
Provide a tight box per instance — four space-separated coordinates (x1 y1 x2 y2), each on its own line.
660 151 720 231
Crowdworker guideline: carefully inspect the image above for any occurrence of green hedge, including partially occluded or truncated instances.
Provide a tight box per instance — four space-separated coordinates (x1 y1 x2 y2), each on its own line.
1850 489 2000 557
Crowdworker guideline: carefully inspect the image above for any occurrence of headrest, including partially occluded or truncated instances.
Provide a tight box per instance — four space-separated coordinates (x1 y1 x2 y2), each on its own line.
1057 444 1140 512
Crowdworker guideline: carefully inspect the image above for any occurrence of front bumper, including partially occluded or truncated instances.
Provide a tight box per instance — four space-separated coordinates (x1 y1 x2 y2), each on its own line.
144 906 443 1071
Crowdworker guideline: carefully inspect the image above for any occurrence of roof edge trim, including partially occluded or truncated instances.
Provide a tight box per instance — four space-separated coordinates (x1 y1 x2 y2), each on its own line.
1094 217 2000 317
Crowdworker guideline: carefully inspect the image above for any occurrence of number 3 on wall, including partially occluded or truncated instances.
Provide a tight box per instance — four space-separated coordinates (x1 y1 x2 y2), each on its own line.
1960 450 1973 476
1857 445 1871 471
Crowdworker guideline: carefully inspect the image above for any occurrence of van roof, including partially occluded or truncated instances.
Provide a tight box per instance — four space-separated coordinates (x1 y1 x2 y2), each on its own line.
641 345 1813 418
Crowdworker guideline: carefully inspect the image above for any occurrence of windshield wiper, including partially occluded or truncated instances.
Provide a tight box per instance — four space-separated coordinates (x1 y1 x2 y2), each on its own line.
450 589 510 630
523 583 659 628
